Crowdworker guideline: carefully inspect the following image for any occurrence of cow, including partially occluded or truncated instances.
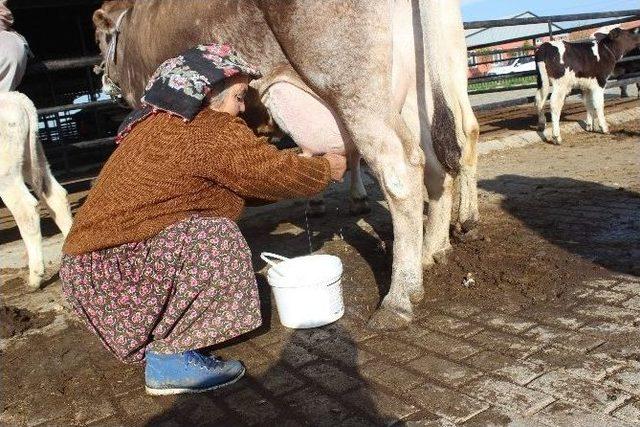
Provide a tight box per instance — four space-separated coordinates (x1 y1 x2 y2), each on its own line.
0 92 73 289
534 27 640 144
92 0 479 330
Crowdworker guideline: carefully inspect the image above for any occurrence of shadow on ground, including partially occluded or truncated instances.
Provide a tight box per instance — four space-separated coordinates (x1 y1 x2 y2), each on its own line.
142 323 391 426
474 97 638 135
480 174 640 276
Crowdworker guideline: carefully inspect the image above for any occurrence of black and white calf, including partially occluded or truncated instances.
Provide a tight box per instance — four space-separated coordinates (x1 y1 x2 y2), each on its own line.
535 27 640 144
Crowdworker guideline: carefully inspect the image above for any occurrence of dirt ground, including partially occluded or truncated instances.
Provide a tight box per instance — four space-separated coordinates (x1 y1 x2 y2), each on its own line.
474 96 639 141
0 305 54 339
0 104 639 426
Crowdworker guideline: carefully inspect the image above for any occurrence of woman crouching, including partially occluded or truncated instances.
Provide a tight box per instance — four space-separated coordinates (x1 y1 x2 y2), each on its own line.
60 44 346 395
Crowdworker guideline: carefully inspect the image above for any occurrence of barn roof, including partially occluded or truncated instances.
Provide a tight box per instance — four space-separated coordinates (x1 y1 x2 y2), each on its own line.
465 12 561 47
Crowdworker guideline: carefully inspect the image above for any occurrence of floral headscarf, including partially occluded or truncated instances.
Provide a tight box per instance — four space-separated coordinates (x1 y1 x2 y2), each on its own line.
116 43 261 142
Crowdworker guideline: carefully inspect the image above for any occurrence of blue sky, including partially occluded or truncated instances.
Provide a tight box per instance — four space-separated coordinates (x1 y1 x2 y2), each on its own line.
461 0 639 22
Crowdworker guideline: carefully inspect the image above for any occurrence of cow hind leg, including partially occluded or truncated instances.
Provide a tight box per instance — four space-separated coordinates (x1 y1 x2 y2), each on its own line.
582 89 599 132
356 116 423 330
38 168 73 236
583 90 596 132
0 178 44 289
452 99 480 238
620 85 629 98
591 86 609 134
423 157 454 268
535 62 550 132
398 84 458 266
549 84 568 145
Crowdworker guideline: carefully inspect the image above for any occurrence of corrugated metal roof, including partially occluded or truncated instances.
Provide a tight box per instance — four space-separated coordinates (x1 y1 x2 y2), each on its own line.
465 11 633 48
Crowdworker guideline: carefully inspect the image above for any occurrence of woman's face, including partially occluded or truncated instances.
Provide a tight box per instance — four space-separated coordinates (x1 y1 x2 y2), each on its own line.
215 76 249 117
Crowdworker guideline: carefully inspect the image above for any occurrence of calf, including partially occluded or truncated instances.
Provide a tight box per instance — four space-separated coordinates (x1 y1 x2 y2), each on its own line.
0 92 73 289
535 27 640 144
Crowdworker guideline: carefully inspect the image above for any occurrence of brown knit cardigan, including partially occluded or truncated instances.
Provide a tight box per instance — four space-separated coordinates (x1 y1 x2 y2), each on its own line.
63 109 331 255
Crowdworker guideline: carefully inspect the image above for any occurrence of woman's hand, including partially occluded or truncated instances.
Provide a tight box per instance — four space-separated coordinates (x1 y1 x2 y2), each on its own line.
322 153 347 182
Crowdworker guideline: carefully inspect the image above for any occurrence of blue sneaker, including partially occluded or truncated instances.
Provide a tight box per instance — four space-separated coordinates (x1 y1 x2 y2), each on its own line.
145 350 245 395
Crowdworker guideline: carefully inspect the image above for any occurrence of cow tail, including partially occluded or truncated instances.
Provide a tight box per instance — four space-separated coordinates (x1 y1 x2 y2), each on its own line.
414 0 465 174
23 93 44 196
536 62 542 89
534 47 549 91
430 85 462 174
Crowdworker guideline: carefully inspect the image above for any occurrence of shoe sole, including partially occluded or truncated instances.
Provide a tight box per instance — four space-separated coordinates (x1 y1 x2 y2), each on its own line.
145 366 245 396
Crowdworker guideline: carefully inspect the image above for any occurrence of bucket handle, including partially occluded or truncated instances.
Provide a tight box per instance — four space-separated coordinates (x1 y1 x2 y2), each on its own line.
260 252 289 276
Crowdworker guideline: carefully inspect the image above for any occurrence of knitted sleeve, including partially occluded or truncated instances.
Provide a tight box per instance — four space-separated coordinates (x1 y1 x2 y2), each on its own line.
190 115 332 202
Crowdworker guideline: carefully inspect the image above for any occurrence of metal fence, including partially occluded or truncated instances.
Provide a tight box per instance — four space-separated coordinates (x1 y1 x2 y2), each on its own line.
18 7 640 185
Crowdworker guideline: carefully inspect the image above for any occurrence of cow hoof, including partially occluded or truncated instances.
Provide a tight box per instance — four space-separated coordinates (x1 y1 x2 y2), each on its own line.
585 124 593 132
422 245 451 268
349 198 371 216
409 287 425 304
551 137 562 145
601 129 610 135
422 255 435 269
367 307 411 331
28 274 44 290
433 247 452 265
461 219 478 233
452 227 482 243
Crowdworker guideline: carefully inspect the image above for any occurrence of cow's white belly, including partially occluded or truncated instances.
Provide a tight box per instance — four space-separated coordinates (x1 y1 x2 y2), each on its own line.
553 69 601 91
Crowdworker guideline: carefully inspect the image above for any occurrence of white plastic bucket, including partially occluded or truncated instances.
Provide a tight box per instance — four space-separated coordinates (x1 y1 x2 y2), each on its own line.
260 252 344 329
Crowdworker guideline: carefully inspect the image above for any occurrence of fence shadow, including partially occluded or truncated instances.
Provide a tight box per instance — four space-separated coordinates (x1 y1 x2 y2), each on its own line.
480 174 640 275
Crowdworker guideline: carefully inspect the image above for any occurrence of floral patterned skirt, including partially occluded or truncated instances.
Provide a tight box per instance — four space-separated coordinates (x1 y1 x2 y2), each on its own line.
60 215 261 364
